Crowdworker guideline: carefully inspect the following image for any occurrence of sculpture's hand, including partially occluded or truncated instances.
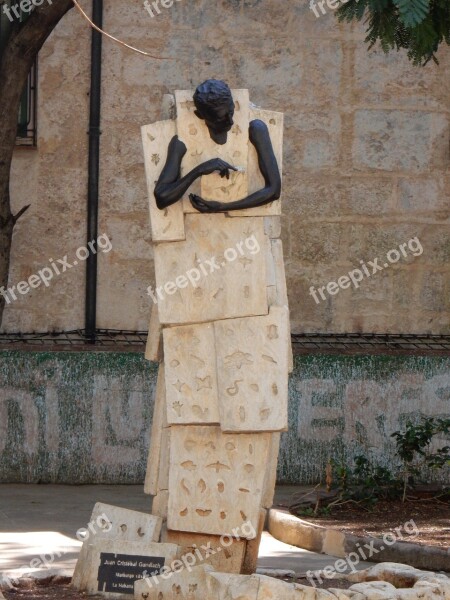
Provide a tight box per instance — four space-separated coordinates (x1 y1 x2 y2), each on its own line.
196 158 237 180
189 194 224 213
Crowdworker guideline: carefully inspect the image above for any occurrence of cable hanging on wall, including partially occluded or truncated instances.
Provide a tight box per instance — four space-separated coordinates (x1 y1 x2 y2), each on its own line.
71 0 173 59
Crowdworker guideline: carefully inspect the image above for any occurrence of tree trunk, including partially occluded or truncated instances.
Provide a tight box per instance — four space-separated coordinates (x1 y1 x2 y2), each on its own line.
0 0 73 325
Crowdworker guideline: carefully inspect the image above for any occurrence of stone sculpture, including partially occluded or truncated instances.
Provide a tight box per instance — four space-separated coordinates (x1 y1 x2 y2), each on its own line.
72 80 293 599
142 79 292 575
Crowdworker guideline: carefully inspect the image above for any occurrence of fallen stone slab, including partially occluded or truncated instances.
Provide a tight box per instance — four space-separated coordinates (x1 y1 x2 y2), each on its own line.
345 562 450 600
269 508 450 572
134 562 450 600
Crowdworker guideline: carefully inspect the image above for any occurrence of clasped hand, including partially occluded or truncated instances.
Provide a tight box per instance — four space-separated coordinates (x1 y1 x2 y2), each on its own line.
190 158 237 213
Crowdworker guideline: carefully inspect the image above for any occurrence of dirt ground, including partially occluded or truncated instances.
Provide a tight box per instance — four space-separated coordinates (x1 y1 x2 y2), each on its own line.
2 581 101 600
297 498 450 549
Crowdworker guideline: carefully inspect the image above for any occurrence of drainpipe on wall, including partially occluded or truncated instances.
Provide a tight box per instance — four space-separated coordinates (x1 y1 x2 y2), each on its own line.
85 0 103 343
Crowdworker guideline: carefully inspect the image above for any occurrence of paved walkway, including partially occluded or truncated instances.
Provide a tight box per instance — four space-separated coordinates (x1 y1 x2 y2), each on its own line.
0 484 373 578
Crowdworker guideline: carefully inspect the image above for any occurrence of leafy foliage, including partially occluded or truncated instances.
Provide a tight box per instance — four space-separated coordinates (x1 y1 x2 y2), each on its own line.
292 417 450 517
392 417 450 499
394 0 430 28
332 455 403 507
336 0 450 65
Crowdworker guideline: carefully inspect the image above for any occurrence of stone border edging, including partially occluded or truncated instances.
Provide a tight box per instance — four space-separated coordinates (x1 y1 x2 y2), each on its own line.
0 569 72 591
268 508 450 572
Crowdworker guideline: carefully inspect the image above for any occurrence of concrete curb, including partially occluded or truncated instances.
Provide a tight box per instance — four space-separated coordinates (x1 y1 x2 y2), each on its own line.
268 508 450 572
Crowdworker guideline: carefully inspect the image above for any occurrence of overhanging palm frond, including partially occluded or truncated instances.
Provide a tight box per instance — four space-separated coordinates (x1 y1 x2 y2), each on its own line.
337 0 450 65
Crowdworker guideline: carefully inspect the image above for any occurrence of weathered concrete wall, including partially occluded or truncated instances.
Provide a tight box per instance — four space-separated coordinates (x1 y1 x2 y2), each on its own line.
0 351 448 484
282 354 450 484
2 0 449 334
0 352 156 483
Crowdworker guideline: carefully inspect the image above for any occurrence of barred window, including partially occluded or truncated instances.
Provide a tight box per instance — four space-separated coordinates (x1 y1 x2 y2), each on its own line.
0 1 38 147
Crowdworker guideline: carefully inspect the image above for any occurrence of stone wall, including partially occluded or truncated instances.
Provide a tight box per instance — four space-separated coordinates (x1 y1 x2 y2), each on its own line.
1 351 448 485
2 0 449 334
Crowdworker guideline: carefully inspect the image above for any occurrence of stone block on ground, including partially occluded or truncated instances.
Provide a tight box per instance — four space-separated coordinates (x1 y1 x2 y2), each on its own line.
349 581 399 600
73 539 179 599
135 565 214 600
89 503 162 543
72 504 163 590
134 567 333 600
345 563 450 600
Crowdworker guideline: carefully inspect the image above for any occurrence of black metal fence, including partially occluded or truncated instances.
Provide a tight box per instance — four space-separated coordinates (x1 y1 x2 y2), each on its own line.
0 330 449 355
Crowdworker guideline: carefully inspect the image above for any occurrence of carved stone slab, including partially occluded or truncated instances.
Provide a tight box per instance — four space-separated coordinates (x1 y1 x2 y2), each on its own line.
215 306 289 432
163 529 246 574
141 121 185 242
75 539 179 598
174 89 250 212
135 566 309 600
163 322 220 425
228 107 283 218
135 565 214 600
72 504 162 590
161 306 288 430
90 503 162 543
167 426 270 538
154 214 268 325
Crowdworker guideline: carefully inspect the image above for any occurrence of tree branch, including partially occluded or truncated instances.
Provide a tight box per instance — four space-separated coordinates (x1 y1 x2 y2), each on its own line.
12 204 31 225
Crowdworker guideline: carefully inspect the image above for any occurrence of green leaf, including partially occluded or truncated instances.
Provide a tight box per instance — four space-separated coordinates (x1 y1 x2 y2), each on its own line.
393 0 430 27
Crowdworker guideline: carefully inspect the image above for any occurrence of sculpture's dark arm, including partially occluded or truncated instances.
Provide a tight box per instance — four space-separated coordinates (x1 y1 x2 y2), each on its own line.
225 119 281 209
154 136 195 210
190 120 281 213
154 136 238 210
